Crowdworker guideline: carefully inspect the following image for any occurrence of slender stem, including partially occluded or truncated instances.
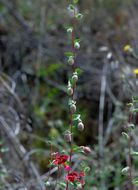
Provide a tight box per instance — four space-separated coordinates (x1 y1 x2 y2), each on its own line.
66 8 76 190
129 105 133 190
69 5 76 171
54 166 60 190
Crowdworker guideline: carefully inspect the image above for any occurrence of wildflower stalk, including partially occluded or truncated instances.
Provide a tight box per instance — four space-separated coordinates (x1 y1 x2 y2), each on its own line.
129 105 133 190
70 7 76 165
66 7 76 190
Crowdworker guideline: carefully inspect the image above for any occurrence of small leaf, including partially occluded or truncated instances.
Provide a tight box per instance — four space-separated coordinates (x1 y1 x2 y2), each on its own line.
73 145 82 151
126 103 133 106
133 100 138 103
66 26 73 30
57 182 66 188
84 167 90 172
131 152 138 156
75 68 83 74
133 178 138 185
75 13 83 19
128 123 135 130
0 147 9 153
64 52 74 57
132 108 138 114
121 166 129 174
81 162 86 168
74 39 81 43
122 132 129 140
72 114 81 120
73 0 79 3
68 4 75 10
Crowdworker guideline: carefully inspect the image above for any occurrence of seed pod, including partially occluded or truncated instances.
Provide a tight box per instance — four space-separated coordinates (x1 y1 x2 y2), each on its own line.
70 104 76 113
65 132 71 142
68 56 74 65
67 87 73 96
72 72 78 83
83 146 91 154
78 122 84 131
74 42 80 49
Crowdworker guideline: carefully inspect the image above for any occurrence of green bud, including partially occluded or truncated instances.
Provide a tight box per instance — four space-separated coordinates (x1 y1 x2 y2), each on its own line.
74 42 80 49
67 28 73 33
70 103 76 113
72 72 78 83
78 122 84 131
67 87 73 96
45 181 50 186
68 56 74 65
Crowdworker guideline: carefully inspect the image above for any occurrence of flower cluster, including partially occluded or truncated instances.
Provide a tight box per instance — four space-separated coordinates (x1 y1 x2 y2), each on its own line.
52 152 70 171
65 171 85 185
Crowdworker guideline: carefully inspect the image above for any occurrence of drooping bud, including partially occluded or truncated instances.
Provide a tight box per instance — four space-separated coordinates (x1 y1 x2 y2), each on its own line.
77 184 82 189
72 72 78 83
45 181 50 187
68 56 74 65
74 42 80 49
78 120 84 131
82 146 91 154
67 28 73 33
70 101 76 113
65 131 71 142
67 86 73 96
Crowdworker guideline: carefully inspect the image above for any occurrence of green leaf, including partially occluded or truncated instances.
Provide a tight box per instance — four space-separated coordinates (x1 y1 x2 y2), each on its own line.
134 100 138 103
133 178 138 185
126 103 133 106
122 132 129 140
74 39 81 43
81 162 86 168
73 145 81 151
131 152 138 156
68 4 75 10
132 108 138 114
66 26 73 30
75 68 83 74
0 147 9 153
73 0 79 3
128 123 135 129
72 114 81 120
121 166 129 174
75 13 83 19
64 52 74 57
57 182 66 188
84 167 90 172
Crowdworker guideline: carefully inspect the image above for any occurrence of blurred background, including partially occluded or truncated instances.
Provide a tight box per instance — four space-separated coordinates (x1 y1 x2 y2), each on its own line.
0 0 138 189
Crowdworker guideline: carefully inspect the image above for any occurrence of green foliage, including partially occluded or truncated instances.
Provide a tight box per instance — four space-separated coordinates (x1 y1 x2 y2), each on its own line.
73 0 79 4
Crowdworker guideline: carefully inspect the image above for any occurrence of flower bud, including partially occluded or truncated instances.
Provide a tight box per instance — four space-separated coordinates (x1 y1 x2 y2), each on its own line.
45 181 50 187
68 56 74 65
78 122 84 131
67 28 73 33
72 72 78 83
75 42 80 49
67 87 73 96
77 184 82 189
70 103 76 113
83 146 91 154
65 132 71 142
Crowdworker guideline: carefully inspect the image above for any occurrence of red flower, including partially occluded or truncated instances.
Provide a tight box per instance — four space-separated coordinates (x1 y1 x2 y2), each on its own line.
65 171 85 185
52 152 70 170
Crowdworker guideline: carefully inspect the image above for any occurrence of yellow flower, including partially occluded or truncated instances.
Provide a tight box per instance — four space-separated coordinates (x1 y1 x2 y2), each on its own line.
134 69 138 75
124 45 131 51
